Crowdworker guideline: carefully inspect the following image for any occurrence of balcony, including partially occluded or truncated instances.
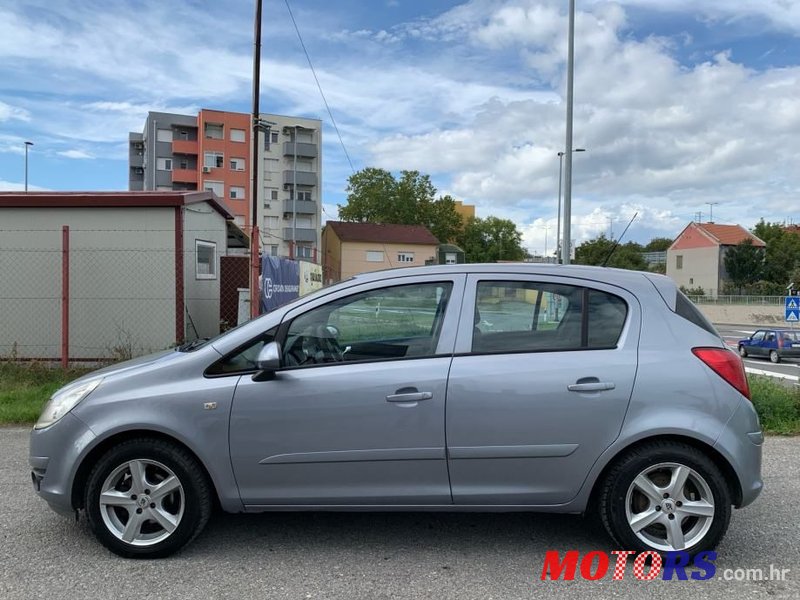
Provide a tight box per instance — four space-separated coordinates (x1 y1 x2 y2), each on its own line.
129 153 143 168
172 139 198 155
282 170 317 187
283 141 318 158
283 199 316 215
283 227 317 243
172 168 198 184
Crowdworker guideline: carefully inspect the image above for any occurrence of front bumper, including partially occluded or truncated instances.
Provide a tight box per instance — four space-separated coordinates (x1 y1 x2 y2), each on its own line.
29 412 97 516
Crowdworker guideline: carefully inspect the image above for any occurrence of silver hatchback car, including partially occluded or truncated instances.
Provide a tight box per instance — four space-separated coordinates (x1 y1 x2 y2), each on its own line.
30 264 762 558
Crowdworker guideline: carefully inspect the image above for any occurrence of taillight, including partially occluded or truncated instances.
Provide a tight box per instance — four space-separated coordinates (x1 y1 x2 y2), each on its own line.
692 347 750 400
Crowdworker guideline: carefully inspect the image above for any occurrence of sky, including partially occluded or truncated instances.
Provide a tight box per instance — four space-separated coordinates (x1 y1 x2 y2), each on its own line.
1 0 799 256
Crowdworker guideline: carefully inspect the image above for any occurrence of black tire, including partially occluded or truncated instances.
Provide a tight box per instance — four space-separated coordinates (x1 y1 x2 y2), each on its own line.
769 350 780 364
738 345 747 358
84 438 212 558
598 441 731 555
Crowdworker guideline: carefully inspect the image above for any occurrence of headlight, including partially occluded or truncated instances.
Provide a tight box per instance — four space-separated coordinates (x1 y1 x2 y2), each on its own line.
35 378 103 429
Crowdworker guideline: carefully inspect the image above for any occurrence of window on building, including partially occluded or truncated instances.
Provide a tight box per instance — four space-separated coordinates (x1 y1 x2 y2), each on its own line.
397 252 415 263
270 245 279 256
204 181 224 197
270 189 278 200
230 129 246 143
204 123 223 139
230 157 246 171
156 128 173 142
195 240 217 280
445 252 457 265
291 189 312 201
296 159 313 172
179 158 188 170
676 255 683 270
230 186 245 200
264 158 279 181
264 216 280 230
295 216 312 229
271 131 278 143
156 185 172 191
179 130 189 140
204 152 224 168
295 244 313 259
366 251 384 262
156 157 172 171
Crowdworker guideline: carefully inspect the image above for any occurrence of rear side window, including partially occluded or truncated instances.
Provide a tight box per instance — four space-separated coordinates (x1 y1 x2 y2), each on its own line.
472 281 628 354
675 291 717 336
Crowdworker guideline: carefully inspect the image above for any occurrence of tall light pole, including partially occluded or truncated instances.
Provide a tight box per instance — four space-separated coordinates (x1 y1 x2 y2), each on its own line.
556 148 585 264
249 0 263 319
561 0 577 265
24 141 33 192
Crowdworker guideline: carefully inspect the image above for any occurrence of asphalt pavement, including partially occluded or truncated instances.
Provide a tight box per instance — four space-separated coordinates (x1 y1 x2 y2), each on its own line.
1 428 798 599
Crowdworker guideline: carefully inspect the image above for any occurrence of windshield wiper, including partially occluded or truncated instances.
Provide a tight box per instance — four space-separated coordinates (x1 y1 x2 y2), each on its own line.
175 338 210 352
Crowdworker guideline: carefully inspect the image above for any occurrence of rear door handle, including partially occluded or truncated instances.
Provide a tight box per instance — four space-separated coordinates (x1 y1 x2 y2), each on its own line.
568 381 616 392
386 391 433 403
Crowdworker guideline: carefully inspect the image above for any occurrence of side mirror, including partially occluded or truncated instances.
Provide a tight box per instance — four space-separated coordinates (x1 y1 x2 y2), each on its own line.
253 341 281 381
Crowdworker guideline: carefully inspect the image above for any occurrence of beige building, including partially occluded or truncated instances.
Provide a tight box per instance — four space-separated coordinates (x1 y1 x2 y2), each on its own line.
322 221 439 283
667 222 766 297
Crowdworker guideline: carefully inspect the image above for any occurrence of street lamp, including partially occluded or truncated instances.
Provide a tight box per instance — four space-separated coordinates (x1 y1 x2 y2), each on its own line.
555 148 585 264
24 141 33 192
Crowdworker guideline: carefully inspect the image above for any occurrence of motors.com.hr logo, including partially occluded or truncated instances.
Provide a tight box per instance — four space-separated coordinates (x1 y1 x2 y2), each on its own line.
540 551 791 581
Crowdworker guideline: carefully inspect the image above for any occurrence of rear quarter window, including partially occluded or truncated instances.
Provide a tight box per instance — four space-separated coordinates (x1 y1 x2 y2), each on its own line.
675 291 718 336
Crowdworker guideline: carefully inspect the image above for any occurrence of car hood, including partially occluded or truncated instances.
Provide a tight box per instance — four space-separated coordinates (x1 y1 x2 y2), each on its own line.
71 349 187 383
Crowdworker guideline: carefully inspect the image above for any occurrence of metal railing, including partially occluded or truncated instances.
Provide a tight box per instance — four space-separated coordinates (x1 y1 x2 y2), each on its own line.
687 295 785 305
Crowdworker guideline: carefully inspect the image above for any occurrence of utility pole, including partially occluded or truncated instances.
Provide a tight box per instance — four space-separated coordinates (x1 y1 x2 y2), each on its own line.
24 141 33 192
705 202 718 223
249 0 263 319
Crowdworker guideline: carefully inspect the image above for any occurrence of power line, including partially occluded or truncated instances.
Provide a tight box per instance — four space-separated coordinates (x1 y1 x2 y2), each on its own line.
284 0 356 174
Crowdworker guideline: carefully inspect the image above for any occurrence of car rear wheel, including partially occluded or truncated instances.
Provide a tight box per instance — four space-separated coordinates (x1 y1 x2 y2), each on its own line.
599 441 731 555
85 438 212 558
738 345 747 358
769 350 780 364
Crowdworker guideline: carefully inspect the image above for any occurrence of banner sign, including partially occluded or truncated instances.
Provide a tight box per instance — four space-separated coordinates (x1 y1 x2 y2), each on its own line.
260 255 300 314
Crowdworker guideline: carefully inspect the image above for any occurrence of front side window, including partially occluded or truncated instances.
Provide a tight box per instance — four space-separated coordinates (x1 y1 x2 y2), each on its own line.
751 331 765 342
472 281 627 353
283 282 452 367
195 240 217 279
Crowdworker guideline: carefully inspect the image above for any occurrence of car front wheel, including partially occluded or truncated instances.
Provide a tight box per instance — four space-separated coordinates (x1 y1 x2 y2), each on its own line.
738 345 747 358
84 438 212 558
599 441 731 555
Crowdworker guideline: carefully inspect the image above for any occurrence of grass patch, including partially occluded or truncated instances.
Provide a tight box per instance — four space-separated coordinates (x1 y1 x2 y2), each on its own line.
0 363 92 425
748 375 800 435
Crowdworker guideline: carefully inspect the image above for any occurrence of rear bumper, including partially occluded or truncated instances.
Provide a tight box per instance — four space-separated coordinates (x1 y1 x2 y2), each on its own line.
714 398 763 508
29 413 96 516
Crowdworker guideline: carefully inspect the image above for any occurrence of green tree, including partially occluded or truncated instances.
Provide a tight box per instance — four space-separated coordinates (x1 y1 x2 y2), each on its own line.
574 235 648 270
338 167 462 243
644 237 673 252
752 220 800 285
723 239 765 293
455 216 526 263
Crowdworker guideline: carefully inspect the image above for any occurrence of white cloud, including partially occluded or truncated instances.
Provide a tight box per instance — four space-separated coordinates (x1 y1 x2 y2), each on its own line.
0 100 30 122
0 179 48 191
57 149 93 159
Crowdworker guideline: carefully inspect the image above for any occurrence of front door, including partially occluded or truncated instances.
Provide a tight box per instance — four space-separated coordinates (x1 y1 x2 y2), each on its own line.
229 277 463 506
446 275 639 505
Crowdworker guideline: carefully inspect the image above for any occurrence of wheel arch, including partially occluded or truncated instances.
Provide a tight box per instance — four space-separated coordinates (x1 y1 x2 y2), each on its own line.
586 434 743 511
71 429 221 512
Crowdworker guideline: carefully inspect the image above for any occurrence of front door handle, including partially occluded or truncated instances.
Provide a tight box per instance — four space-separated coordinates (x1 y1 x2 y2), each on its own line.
567 380 616 392
386 391 433 403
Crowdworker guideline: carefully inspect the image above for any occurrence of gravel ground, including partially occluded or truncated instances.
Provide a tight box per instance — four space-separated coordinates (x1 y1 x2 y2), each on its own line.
1 428 797 599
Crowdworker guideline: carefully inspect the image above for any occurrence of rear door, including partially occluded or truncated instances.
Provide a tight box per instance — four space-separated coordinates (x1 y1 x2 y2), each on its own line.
445 274 640 505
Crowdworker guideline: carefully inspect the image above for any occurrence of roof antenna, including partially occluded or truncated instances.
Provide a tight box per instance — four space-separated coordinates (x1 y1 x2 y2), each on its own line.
601 212 638 267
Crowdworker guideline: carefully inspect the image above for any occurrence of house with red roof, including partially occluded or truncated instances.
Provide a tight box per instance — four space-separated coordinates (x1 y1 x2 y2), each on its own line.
667 222 766 297
321 221 439 283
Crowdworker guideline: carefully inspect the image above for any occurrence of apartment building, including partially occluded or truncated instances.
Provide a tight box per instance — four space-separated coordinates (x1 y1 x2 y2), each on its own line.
129 110 322 260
